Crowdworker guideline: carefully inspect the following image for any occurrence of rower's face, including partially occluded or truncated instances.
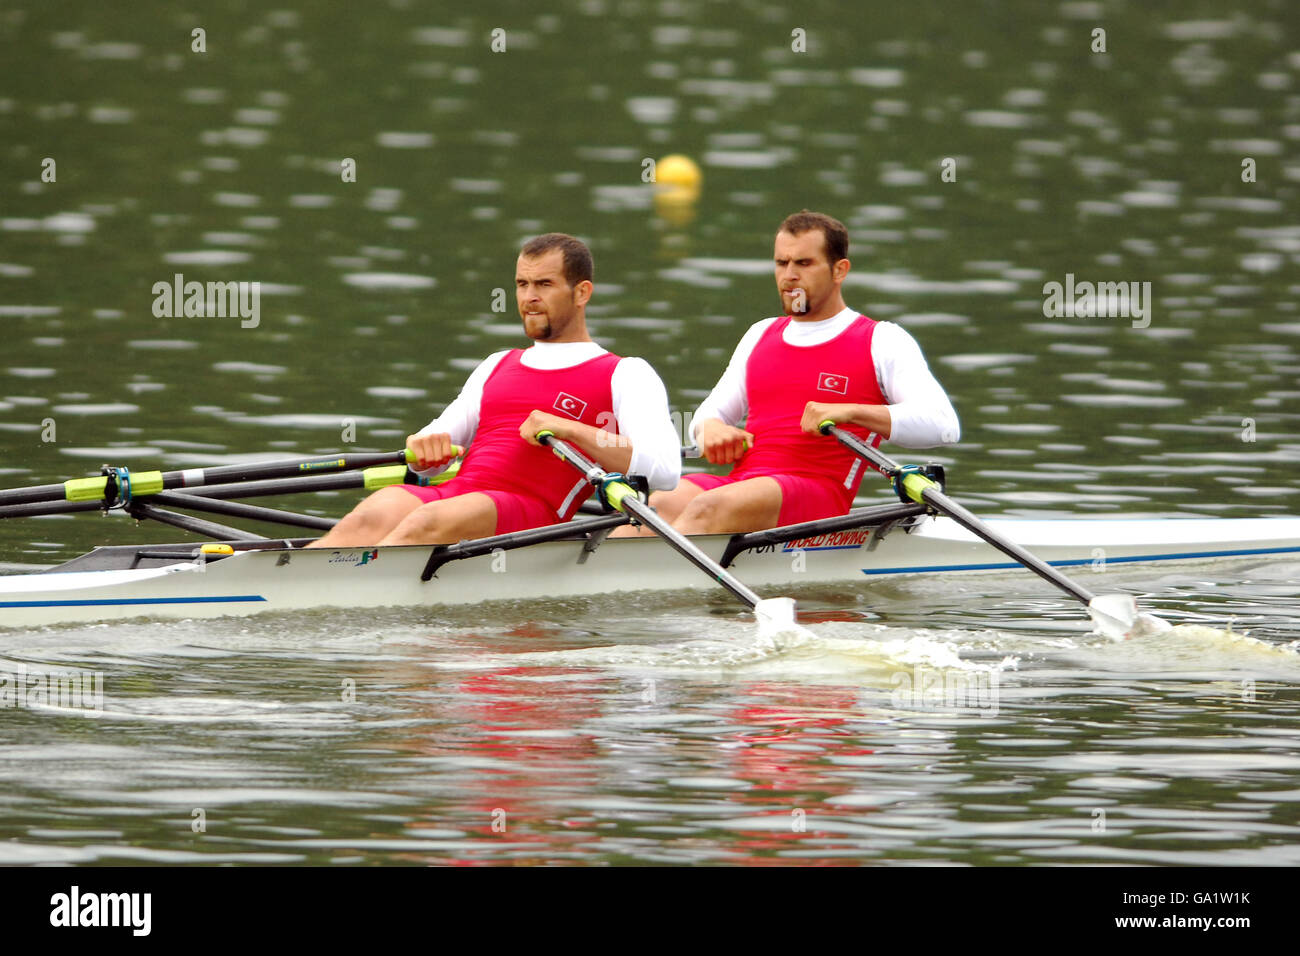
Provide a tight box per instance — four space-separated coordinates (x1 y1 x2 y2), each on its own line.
515 250 587 341
774 229 839 317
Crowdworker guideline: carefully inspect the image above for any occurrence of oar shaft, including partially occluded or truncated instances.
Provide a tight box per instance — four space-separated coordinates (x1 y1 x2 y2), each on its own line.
160 450 413 489
0 450 425 509
0 480 73 507
539 434 764 609
0 460 459 523
181 465 416 500
621 494 763 608
822 424 1096 606
0 500 101 519
918 483 1095 605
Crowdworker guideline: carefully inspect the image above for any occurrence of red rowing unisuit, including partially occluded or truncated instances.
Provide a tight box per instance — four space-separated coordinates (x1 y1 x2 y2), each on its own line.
402 349 622 532
686 314 885 523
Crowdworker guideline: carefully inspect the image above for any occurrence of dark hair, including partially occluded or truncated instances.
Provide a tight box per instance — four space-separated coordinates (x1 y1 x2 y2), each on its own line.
520 233 593 287
778 210 849 264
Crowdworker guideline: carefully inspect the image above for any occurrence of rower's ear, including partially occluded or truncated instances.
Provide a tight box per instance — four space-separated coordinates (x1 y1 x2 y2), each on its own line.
832 257 850 283
572 279 594 307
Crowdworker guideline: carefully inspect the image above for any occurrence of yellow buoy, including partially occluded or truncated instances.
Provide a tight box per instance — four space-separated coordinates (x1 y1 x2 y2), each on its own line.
656 154 702 191
654 154 701 225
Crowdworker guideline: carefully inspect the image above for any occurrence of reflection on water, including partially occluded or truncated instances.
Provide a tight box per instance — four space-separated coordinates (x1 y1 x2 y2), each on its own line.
1 586 1298 865
1 0 1299 865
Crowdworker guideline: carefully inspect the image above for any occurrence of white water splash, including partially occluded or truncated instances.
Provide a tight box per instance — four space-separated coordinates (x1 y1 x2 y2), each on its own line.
425 616 1018 685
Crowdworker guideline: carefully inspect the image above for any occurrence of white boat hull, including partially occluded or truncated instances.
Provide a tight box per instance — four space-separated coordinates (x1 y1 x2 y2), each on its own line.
2 516 1299 627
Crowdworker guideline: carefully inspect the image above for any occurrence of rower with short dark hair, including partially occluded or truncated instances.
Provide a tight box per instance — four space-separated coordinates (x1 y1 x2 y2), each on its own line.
308 233 680 548
630 210 959 536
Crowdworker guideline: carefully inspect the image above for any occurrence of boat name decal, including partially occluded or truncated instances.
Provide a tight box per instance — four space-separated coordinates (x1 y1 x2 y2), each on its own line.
327 549 379 566
782 531 871 551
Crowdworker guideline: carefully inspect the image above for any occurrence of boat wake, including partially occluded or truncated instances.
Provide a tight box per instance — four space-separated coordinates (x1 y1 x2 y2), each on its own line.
425 615 1019 684
1100 620 1300 672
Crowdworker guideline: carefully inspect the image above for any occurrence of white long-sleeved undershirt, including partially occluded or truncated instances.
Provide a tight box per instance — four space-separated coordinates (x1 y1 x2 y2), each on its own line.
415 341 682 490
688 307 960 448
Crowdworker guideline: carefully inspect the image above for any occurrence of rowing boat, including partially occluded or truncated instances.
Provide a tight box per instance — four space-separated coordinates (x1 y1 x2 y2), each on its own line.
4 503 1299 627
4 443 1298 632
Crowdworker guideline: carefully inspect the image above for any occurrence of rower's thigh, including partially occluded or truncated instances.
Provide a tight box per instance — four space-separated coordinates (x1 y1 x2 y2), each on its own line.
611 478 708 537
651 479 711 520
354 485 427 521
304 485 426 548
380 491 498 545
674 476 782 534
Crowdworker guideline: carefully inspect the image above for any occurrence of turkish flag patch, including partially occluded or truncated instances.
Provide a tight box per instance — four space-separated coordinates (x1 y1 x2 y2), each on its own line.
553 392 588 420
817 372 849 395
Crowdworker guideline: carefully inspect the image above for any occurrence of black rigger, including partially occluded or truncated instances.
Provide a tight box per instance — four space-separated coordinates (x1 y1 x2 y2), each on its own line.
123 503 267 541
148 492 338 531
420 512 630 581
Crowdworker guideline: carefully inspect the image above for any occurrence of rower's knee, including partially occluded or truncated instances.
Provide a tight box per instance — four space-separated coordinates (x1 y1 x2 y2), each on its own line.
674 482 779 535
306 510 384 548
379 496 495 546
338 508 392 538
610 483 702 537
650 483 702 522
306 487 417 547
674 493 728 534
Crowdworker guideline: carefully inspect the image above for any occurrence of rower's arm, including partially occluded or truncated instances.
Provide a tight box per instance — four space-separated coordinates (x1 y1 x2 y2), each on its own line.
800 401 893 439
410 350 509 474
519 359 682 491
686 319 775 442
870 323 961 447
609 358 682 490
523 414 636 474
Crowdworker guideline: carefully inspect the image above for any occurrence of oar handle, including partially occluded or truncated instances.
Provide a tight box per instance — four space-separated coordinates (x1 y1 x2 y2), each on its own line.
818 420 941 504
818 419 897 471
403 445 464 467
536 431 639 513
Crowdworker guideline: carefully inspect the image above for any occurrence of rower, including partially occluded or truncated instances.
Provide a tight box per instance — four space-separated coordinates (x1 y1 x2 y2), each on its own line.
620 210 959 536
307 234 681 548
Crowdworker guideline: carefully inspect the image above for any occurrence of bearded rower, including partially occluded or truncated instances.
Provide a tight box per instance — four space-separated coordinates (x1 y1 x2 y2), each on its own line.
631 210 959 536
308 233 681 548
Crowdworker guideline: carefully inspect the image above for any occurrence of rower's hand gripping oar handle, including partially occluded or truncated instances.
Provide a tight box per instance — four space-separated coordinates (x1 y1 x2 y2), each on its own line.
403 445 463 467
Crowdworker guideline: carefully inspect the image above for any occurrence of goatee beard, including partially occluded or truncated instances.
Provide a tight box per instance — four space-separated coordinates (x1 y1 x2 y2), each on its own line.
524 314 553 340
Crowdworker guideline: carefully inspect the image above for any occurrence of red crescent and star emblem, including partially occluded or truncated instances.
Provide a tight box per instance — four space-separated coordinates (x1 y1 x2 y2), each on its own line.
817 372 849 395
553 392 588 420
